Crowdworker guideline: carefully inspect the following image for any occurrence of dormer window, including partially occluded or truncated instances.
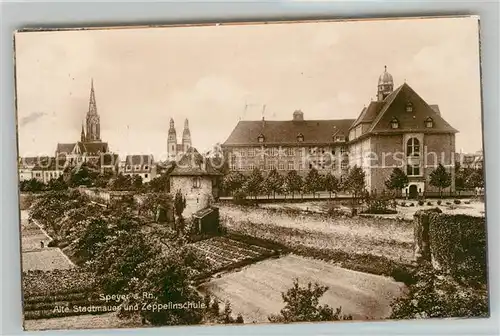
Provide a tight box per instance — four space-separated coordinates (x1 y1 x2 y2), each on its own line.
334 135 345 142
425 117 434 128
257 134 265 143
297 133 304 142
391 117 399 129
125 165 131 171
406 102 413 113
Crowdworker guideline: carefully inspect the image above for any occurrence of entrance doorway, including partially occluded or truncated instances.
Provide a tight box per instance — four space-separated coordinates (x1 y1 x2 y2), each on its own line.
409 185 418 199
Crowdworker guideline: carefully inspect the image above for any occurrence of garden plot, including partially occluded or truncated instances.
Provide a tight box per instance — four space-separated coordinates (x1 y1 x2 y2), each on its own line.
191 236 275 272
22 249 74 271
200 254 407 323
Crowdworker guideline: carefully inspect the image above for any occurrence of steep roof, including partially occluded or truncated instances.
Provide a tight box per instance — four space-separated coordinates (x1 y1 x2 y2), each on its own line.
368 83 457 134
56 141 109 155
124 155 154 166
100 153 119 166
170 147 222 176
350 101 385 129
223 119 355 146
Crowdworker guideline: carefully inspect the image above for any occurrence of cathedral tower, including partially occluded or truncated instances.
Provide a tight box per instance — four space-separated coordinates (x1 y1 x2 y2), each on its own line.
85 79 101 141
167 118 177 158
80 123 86 142
377 65 394 101
182 118 192 152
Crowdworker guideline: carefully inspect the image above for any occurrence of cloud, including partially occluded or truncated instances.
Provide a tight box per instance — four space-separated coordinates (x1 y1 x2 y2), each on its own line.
19 111 46 127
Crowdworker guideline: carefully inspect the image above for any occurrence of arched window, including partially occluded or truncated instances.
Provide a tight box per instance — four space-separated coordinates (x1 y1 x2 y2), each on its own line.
297 133 304 142
425 117 434 128
406 138 420 156
390 117 399 129
257 134 265 143
406 102 413 112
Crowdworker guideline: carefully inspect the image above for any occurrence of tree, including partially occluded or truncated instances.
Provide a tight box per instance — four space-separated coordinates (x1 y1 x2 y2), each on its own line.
222 171 246 195
243 168 264 200
385 167 409 198
345 165 366 199
20 178 45 192
285 170 303 199
139 193 173 222
94 171 114 188
69 163 98 187
268 279 352 323
304 168 323 198
264 168 284 199
132 174 143 190
174 189 187 234
147 173 170 193
74 216 110 263
465 169 484 189
429 164 452 198
109 173 133 191
324 173 339 199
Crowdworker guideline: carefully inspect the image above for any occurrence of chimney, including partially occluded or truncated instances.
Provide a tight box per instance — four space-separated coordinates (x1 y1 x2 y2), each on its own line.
293 110 304 121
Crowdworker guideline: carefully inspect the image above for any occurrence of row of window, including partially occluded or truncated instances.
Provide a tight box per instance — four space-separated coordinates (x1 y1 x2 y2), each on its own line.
390 117 434 129
124 165 150 171
231 160 349 171
231 146 348 158
257 133 346 143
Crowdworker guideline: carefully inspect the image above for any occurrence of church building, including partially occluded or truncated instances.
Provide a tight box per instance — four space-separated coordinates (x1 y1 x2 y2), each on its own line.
55 80 115 170
222 66 457 197
167 118 192 160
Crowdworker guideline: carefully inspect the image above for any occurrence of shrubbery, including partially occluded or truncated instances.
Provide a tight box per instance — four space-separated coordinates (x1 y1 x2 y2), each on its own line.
437 200 442 205
362 196 397 214
428 213 487 285
453 199 461 204
418 200 424 206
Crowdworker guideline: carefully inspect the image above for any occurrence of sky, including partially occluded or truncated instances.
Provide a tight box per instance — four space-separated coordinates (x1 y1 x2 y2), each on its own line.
15 16 482 160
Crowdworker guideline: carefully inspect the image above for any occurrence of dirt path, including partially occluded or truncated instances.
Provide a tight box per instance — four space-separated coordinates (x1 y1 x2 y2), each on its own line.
200 254 406 323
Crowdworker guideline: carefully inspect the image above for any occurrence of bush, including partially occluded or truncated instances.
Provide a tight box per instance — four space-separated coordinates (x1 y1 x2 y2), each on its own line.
418 200 424 206
47 239 58 247
446 202 452 205
409 203 415 207
464 201 471 204
400 202 406 207
428 213 487 285
427 202 432 206
390 266 417 286
362 196 397 214
454 199 461 204
437 200 442 205
232 189 250 206
390 263 489 319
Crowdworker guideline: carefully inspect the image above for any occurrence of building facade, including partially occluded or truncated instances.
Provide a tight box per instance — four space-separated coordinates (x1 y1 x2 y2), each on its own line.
120 155 156 183
222 67 457 197
169 148 222 217
167 118 192 160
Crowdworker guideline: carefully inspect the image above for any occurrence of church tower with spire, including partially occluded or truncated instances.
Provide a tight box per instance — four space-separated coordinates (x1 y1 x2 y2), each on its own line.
167 118 177 158
182 119 192 152
80 123 86 142
85 79 101 142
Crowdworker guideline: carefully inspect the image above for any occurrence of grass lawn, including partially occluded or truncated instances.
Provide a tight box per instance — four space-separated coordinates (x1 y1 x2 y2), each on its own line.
200 254 407 323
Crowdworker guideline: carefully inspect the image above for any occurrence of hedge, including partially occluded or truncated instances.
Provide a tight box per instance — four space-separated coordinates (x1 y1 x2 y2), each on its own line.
429 213 487 285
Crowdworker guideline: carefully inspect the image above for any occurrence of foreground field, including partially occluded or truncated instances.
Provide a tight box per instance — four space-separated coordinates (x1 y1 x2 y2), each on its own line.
24 312 139 331
200 254 407 323
219 204 414 263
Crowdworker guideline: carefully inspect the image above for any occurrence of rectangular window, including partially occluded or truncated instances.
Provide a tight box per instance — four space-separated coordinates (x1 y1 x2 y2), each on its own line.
249 163 255 170
279 162 285 170
241 149 246 157
335 136 346 142
145 174 149 178
341 161 348 170
288 161 295 170
407 165 420 176
192 177 201 188
298 162 304 170
340 146 348 154
259 160 265 170
144 165 149 170
248 148 255 157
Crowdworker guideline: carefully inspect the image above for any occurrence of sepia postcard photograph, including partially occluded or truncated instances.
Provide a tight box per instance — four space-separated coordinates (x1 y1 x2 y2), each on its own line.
14 16 488 331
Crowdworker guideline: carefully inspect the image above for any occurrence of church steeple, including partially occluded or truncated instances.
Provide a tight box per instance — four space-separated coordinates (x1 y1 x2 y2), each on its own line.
80 123 86 142
85 78 101 141
182 118 191 152
167 118 177 158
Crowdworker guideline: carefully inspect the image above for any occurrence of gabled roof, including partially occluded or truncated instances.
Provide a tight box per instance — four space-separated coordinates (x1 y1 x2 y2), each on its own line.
368 83 457 134
100 153 119 166
350 101 385 129
223 119 355 146
56 141 109 155
124 155 154 166
170 147 222 176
